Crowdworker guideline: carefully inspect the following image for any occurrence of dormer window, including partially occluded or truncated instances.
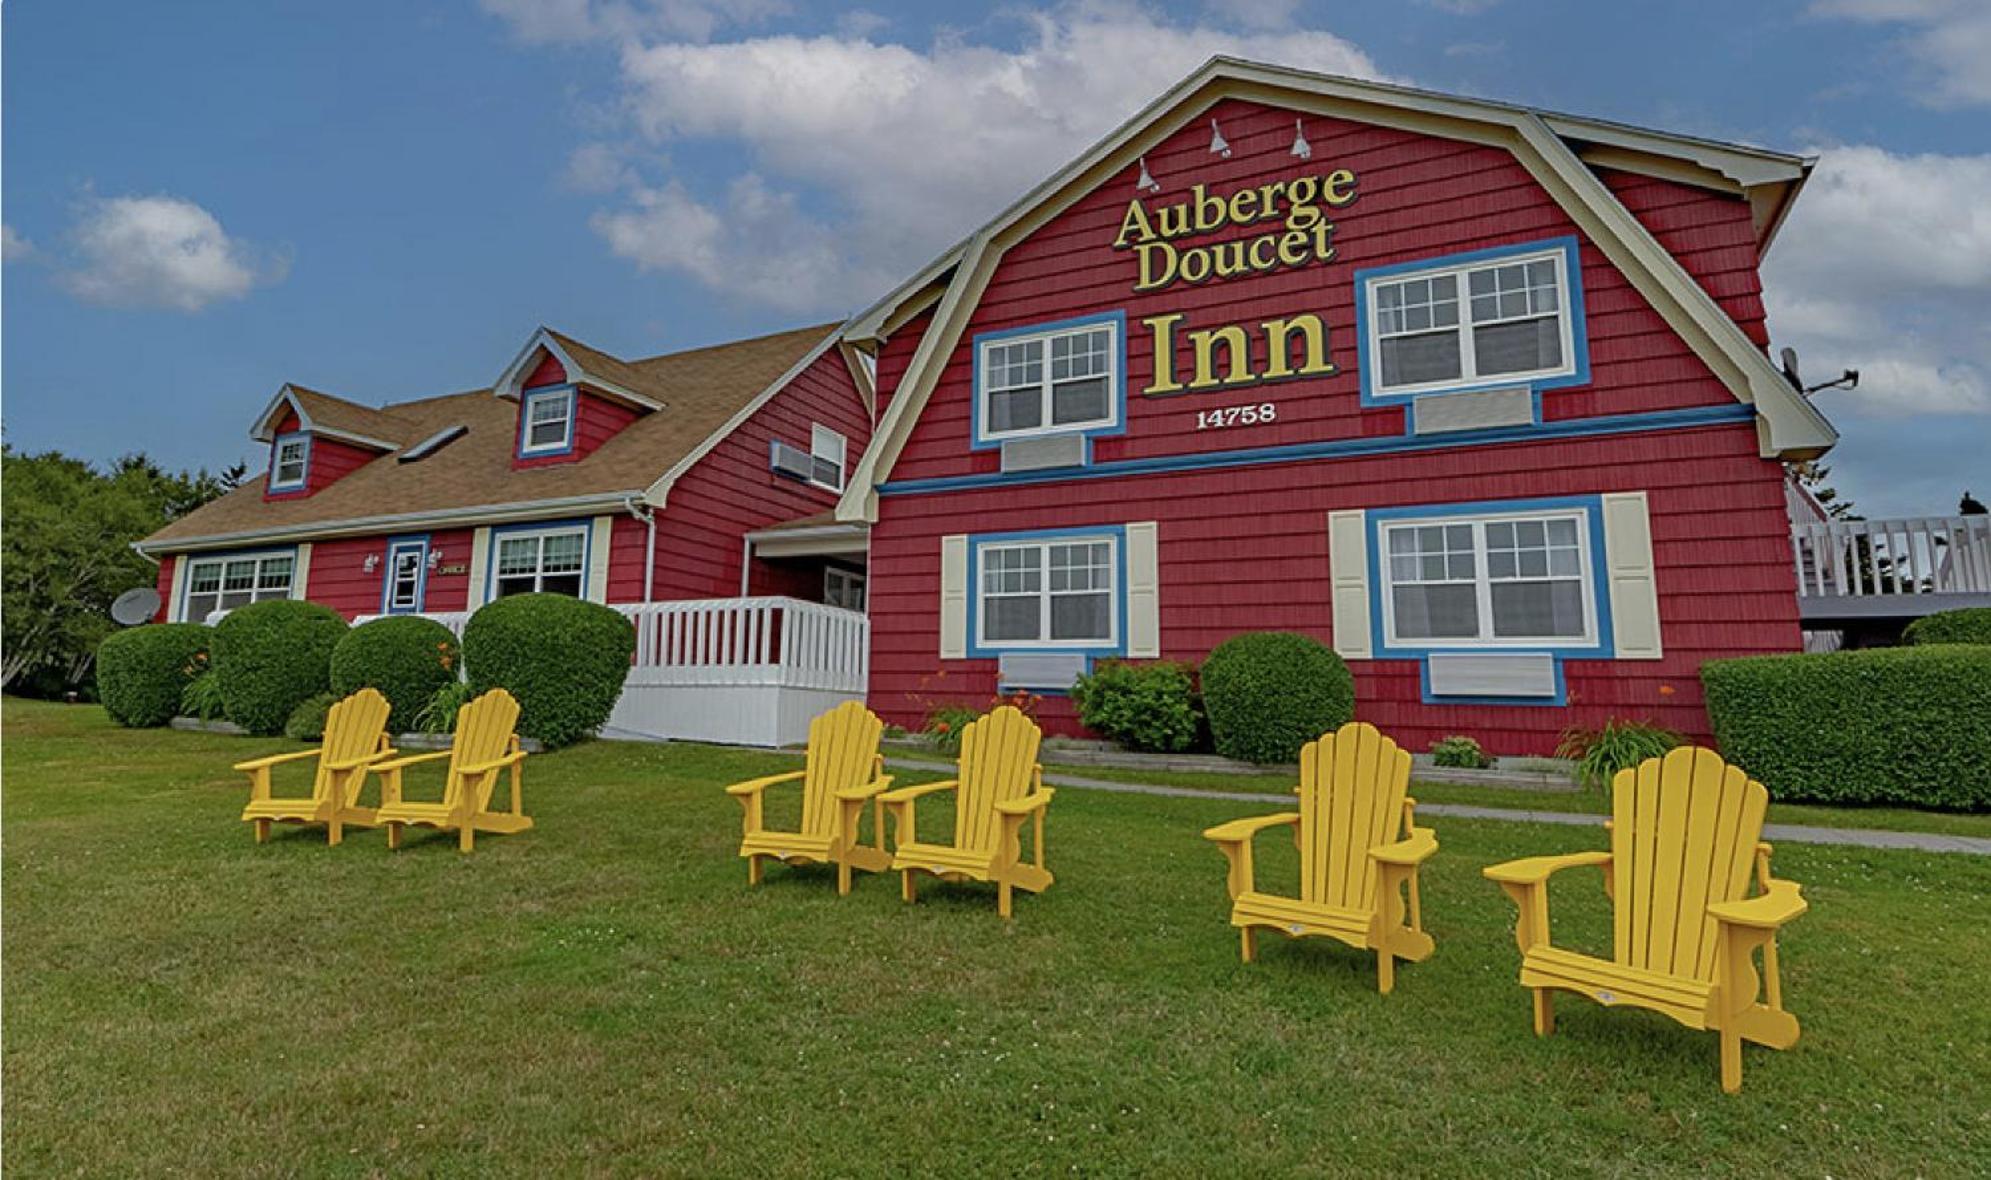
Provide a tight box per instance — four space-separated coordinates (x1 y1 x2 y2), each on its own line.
810 425 847 491
520 388 576 457
269 433 310 492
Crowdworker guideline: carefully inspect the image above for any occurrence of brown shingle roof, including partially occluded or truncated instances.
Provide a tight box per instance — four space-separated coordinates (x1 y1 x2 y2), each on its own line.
542 329 670 407
277 385 422 449
145 322 839 548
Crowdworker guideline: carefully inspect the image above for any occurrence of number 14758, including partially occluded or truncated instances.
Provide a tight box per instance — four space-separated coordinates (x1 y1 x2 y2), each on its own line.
1197 403 1276 429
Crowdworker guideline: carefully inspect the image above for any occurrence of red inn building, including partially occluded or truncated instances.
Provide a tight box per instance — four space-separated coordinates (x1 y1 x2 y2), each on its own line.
140 59 1990 752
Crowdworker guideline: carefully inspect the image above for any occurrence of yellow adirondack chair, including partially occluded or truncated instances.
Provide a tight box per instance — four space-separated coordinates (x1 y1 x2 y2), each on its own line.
723 700 895 894
237 687 396 845
373 689 533 853
1204 721 1437 993
1484 746 1807 1093
880 705 1053 918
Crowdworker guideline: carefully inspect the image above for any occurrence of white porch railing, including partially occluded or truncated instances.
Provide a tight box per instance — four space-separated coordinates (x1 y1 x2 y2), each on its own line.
1791 516 1991 618
356 597 868 746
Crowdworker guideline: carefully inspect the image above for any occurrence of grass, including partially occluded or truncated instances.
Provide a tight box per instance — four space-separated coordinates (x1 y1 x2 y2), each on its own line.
1020 759 1991 839
5 697 1989 1176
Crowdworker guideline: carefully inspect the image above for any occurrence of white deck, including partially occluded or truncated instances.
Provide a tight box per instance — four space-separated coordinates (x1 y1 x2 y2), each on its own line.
1791 515 1991 624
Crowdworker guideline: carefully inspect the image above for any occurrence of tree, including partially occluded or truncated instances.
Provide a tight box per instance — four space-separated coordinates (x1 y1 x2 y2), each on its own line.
1 446 235 692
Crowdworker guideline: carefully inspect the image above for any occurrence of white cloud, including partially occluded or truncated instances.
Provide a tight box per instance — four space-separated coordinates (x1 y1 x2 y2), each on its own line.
1809 0 1991 106
563 141 638 193
2 224 32 262
557 4 1384 309
479 0 790 44
59 193 281 312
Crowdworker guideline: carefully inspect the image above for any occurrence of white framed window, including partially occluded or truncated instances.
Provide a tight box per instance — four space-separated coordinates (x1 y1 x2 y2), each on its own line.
184 551 295 622
270 435 309 491
824 566 866 611
492 526 586 598
1364 243 1578 397
810 425 847 491
520 389 575 455
384 539 426 613
1380 509 1597 648
976 317 1120 442
976 535 1117 649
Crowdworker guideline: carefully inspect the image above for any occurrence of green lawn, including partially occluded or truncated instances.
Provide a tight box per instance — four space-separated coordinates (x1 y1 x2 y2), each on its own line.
6 697 1989 1177
1030 759 1991 839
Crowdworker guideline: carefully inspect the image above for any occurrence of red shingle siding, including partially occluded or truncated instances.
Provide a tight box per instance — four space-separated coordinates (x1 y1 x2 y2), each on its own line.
153 556 176 622
525 352 566 388
263 410 382 501
513 391 643 469
1600 168 1770 348
304 528 477 619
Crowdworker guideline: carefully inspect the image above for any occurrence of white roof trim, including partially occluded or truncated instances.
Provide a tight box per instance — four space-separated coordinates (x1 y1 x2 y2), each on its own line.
491 326 664 410
642 325 847 508
135 490 644 556
249 385 402 450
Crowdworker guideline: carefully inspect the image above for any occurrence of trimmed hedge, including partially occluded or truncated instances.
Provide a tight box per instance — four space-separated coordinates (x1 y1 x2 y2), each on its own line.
1200 632 1354 764
330 616 461 735
284 692 339 742
1071 660 1201 753
1904 606 1991 647
463 593 634 748
1703 646 1991 810
210 600 348 736
97 624 210 727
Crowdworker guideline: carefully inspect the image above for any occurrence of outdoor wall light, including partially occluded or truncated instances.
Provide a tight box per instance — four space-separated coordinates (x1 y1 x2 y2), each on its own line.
426 548 443 571
362 554 380 574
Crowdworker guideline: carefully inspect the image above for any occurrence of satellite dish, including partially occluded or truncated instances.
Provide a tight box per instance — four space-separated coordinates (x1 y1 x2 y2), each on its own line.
110 587 163 626
1779 347 1802 391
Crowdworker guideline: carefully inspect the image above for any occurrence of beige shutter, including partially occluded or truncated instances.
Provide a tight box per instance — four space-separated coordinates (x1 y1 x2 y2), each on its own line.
939 534 969 659
1601 491 1663 659
586 515 614 603
290 543 313 602
1327 510 1372 659
467 527 492 607
1124 521 1160 658
167 556 191 623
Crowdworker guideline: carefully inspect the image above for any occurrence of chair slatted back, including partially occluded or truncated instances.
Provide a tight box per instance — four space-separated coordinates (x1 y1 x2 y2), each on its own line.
1297 722 1413 911
1611 746 1769 981
799 702 884 838
446 689 522 809
953 706 1042 854
313 689 391 799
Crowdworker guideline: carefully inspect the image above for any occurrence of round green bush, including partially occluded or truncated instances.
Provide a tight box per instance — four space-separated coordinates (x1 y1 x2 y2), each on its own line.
210 600 348 736
1071 660 1201 753
1199 632 1354 764
284 691 340 742
1904 606 1991 647
96 623 211 727
462 594 634 748
330 616 461 735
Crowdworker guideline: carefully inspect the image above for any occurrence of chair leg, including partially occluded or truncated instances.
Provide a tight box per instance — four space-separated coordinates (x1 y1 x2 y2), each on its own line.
747 855 763 886
901 870 917 904
837 859 852 897
1376 947 1396 995
1720 1026 1743 1094
328 817 343 847
1240 927 1256 964
459 825 474 854
999 881 1013 919
254 818 270 844
387 822 402 851
1532 988 1555 1036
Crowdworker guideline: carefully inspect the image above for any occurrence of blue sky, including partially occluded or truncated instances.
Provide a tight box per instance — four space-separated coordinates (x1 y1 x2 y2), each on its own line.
5 0 1986 517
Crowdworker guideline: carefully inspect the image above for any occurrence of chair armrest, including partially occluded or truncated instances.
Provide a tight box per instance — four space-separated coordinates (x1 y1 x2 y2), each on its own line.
372 750 455 774
833 775 894 801
324 748 397 772
722 770 806 797
232 748 322 772
1370 828 1437 866
1483 850 1611 886
457 751 527 777
879 779 958 804
1202 812 1300 844
1707 879 1807 930
993 789 1055 817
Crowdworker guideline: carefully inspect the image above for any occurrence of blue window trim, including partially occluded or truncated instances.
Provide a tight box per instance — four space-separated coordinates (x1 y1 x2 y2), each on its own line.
178 545 300 622
1353 236 1590 414
1366 494 1614 706
380 534 431 615
267 431 312 493
517 385 578 459
970 310 1128 456
482 518 591 605
966 524 1129 664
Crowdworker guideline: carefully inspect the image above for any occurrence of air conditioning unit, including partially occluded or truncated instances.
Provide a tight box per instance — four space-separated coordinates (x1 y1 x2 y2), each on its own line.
769 440 813 482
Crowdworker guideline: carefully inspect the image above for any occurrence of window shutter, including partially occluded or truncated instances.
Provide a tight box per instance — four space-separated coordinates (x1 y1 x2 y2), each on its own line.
939 534 969 659
586 515 614 603
167 557 191 623
1327 510 1372 659
467 527 492 606
290 543 313 601
1125 521 1160 658
1600 491 1663 659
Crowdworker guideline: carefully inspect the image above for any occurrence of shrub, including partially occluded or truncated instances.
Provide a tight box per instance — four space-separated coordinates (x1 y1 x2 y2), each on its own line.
1703 646 1991 810
96 624 210 727
923 704 982 755
1200 632 1354 764
1071 660 1200 753
283 692 339 742
416 679 480 735
210 600 348 736
1429 735 1491 770
1556 719 1683 790
462 593 634 748
180 669 227 721
1903 606 1991 647
330 616 461 735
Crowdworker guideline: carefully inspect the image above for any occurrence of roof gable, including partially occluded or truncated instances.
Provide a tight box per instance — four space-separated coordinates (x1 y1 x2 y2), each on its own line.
492 327 667 411
250 384 417 451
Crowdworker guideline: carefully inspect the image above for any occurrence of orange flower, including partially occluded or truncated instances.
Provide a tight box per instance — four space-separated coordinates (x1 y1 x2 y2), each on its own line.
934 721 951 734
1658 684 1676 697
